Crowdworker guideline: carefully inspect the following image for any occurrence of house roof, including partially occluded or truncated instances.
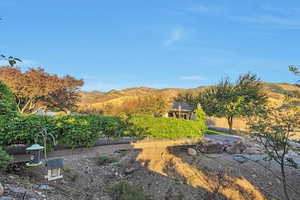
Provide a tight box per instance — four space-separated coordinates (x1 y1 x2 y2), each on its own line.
46 158 64 169
169 101 194 112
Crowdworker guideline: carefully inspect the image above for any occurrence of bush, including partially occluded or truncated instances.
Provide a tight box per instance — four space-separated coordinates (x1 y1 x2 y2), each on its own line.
0 114 129 148
0 81 17 117
56 115 97 148
127 112 206 139
0 111 206 148
0 115 56 146
0 146 12 170
111 181 148 200
96 154 118 166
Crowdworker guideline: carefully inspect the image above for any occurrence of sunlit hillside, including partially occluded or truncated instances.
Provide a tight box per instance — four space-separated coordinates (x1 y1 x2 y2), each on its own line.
79 82 300 110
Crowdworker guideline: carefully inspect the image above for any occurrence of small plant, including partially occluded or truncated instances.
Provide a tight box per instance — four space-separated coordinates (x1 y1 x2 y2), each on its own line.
96 155 118 166
110 181 148 200
0 146 12 170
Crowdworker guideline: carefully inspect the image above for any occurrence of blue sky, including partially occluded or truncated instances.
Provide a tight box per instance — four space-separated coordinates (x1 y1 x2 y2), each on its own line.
0 0 299 91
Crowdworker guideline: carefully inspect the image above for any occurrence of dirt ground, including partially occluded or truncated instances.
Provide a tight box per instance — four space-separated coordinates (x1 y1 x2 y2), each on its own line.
2 138 300 200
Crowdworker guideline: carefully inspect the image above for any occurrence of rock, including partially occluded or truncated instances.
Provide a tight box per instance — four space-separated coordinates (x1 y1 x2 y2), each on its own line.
198 141 224 154
187 148 197 156
7 185 28 194
233 155 248 164
287 150 298 157
0 182 4 196
0 197 14 200
84 166 92 174
37 184 52 191
243 147 262 155
36 191 46 198
225 141 246 154
6 184 35 197
289 141 300 148
124 167 138 175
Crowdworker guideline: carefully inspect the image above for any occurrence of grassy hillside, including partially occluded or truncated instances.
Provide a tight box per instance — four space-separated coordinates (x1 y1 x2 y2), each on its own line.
79 82 300 110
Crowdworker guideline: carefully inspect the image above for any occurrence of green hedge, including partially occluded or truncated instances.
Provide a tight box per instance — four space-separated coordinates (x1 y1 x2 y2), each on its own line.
127 110 207 139
0 110 206 148
0 114 125 148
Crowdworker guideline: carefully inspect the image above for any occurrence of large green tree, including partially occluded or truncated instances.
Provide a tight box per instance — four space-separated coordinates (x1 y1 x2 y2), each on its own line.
0 80 17 116
198 73 267 132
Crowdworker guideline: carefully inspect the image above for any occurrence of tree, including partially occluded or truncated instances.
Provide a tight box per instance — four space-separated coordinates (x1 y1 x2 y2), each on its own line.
112 94 171 116
175 92 199 109
0 81 17 116
248 105 300 200
0 55 22 67
199 73 267 132
289 65 299 77
136 94 171 116
0 66 83 113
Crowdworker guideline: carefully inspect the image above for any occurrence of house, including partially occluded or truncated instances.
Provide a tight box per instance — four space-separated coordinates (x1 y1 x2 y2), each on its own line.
36 109 57 117
45 158 64 181
167 101 195 120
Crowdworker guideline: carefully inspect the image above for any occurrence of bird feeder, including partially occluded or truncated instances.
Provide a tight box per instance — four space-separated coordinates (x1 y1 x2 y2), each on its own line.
25 144 44 167
45 158 64 181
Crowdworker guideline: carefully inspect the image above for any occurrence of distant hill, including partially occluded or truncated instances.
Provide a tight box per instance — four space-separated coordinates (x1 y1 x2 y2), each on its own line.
79 82 300 110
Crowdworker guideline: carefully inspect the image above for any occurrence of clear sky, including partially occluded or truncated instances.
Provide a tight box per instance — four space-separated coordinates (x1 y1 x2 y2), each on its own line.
0 0 299 91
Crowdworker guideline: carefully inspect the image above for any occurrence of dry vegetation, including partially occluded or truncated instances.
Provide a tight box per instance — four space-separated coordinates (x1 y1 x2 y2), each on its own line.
79 82 300 131
3 139 300 200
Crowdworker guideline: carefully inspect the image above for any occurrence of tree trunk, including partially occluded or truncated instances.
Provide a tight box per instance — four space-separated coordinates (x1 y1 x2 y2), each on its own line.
281 164 290 200
227 116 233 133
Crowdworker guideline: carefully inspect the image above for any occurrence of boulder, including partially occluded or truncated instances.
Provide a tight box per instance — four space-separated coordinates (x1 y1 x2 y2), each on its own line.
198 141 225 154
243 147 262 155
0 182 3 196
187 148 197 156
233 155 248 164
287 150 299 157
225 141 246 154
124 167 139 175
0 197 14 200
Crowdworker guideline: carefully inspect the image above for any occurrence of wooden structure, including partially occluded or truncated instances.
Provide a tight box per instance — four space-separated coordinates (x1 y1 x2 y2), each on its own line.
45 158 64 181
167 101 194 120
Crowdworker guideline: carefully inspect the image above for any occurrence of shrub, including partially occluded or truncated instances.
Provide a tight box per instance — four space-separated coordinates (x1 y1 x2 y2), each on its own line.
96 154 118 166
111 181 148 200
55 115 98 148
0 115 56 146
0 146 12 170
0 114 129 148
0 81 17 117
127 113 206 139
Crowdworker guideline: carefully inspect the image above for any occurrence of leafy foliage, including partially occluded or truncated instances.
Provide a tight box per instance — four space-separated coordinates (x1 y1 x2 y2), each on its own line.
127 111 206 139
0 55 22 67
0 146 11 170
0 81 17 117
180 73 267 132
0 114 126 148
0 67 83 113
248 106 300 200
111 181 148 200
